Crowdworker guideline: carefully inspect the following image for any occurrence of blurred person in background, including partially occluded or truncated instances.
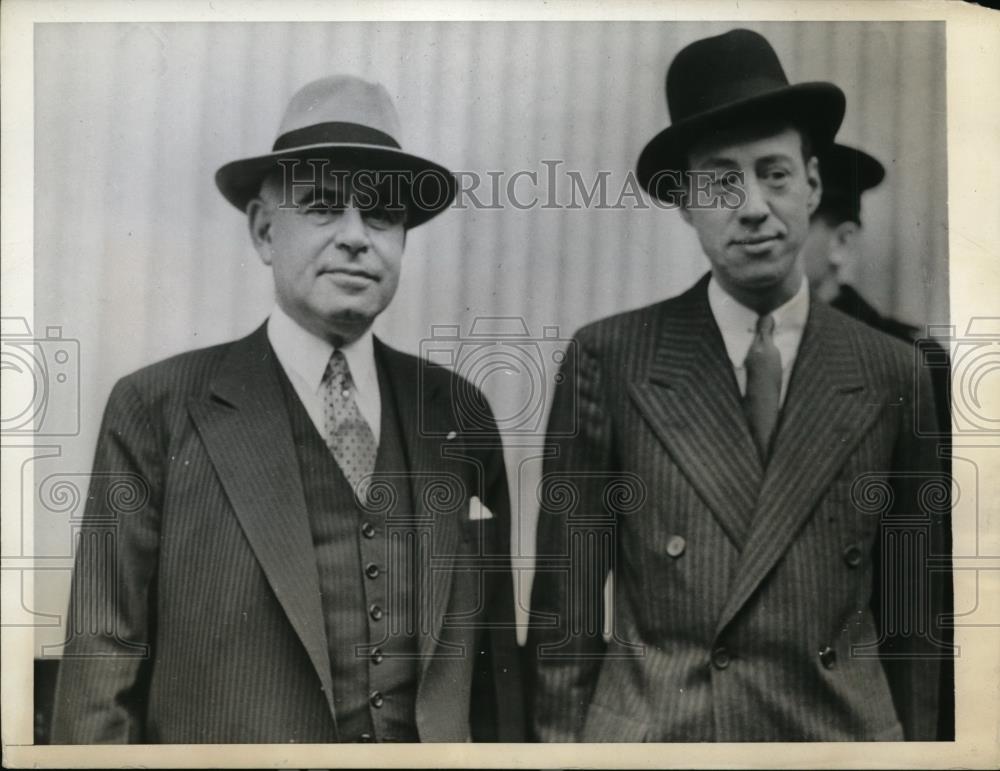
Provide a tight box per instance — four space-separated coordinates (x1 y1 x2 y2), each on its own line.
802 141 954 738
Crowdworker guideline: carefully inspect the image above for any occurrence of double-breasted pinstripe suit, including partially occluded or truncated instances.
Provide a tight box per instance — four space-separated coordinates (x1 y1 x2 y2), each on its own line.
51 325 524 743
528 274 950 742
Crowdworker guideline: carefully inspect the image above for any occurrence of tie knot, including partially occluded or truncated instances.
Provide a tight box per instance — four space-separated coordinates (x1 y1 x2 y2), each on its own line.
324 349 352 389
756 314 775 337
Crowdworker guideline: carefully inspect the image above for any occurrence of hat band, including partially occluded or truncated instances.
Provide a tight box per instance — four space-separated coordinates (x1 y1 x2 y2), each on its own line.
272 121 401 152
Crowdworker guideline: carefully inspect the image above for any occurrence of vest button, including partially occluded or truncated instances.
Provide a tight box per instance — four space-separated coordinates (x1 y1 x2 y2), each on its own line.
365 563 380 579
369 604 384 621
370 690 384 708
711 646 731 670
843 544 863 567
666 535 686 558
819 645 837 669
361 521 376 539
371 647 384 664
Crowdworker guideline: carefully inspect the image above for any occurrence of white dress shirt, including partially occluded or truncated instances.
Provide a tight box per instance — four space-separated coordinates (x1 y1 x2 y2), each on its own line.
707 275 810 406
266 305 381 444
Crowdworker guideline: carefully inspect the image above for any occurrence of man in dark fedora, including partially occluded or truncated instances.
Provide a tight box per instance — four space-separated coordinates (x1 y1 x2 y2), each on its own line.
528 29 950 741
51 75 524 743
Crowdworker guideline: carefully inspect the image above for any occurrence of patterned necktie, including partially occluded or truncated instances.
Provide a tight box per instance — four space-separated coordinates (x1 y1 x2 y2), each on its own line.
743 314 782 460
322 350 378 502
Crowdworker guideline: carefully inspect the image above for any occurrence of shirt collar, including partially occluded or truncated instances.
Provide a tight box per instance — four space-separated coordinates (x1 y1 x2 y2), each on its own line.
266 304 377 395
707 274 810 368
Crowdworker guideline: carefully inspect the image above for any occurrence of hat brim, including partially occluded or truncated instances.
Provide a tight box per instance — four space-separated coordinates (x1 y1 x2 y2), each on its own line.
821 143 886 193
636 82 846 202
215 143 457 228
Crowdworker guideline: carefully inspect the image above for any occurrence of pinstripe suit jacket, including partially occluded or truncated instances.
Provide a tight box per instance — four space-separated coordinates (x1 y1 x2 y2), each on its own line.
528 274 949 742
51 324 524 743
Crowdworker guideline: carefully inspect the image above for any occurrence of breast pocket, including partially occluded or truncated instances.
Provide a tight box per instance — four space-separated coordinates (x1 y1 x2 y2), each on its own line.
459 516 499 554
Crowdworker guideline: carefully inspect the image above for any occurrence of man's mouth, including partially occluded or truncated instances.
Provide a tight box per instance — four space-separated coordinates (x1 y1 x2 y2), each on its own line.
322 268 379 282
732 234 780 246
732 234 782 254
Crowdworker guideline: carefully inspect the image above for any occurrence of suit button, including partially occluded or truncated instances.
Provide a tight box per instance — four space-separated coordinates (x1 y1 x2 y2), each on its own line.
819 645 837 669
369 604 384 621
365 563 380 579
371 647 384 664
666 535 686 558
843 544 863 567
361 521 376 539
359 733 373 742
711 646 731 670
370 690 384 708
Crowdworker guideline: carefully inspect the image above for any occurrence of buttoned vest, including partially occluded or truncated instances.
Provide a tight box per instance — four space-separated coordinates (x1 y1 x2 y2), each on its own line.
276 354 419 742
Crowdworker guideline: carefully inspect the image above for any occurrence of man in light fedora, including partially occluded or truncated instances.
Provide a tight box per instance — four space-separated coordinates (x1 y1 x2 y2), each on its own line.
528 29 950 741
51 75 524 743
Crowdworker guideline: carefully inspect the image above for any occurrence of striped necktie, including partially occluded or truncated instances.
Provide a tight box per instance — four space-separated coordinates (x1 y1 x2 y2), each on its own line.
743 314 782 460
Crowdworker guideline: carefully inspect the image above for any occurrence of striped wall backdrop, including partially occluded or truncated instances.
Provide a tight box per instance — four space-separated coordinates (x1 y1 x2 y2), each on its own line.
32 21 947 643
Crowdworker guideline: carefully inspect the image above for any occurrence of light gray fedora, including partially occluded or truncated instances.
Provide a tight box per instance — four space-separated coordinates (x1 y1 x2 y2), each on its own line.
215 75 456 227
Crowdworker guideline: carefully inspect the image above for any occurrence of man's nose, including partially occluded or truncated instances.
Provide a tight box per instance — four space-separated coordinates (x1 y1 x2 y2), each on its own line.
738 175 770 227
334 205 371 256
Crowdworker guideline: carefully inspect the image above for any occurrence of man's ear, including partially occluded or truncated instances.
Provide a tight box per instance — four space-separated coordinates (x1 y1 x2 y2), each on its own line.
832 220 859 260
247 198 274 266
805 155 822 216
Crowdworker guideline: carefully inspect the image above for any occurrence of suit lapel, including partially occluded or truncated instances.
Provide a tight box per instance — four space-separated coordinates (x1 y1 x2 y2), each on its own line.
186 325 337 723
627 278 762 548
375 341 461 673
714 301 885 635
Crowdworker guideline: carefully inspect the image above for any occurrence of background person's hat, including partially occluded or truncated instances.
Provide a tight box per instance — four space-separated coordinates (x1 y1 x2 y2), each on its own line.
215 75 457 228
636 28 846 201
815 143 886 225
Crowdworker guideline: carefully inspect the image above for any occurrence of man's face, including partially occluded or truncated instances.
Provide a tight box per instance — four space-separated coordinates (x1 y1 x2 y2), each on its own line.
249 169 406 343
801 213 861 302
801 216 838 289
681 125 821 311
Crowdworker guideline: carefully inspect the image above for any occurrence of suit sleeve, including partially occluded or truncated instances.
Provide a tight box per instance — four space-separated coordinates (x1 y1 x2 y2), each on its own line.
469 386 526 742
876 359 950 740
527 334 615 741
50 378 163 743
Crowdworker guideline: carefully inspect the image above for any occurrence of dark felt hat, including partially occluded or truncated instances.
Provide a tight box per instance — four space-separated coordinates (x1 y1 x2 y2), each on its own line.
215 75 457 228
816 143 886 224
636 28 846 201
